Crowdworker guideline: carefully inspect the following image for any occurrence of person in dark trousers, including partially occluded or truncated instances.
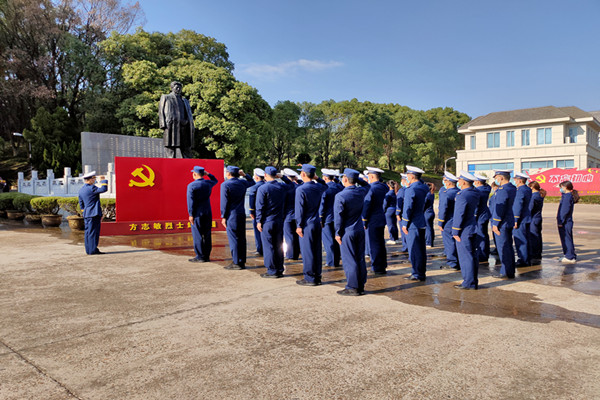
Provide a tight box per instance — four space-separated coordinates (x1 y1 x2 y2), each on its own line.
438 172 460 270
334 168 368 296
247 168 265 256
424 182 436 248
452 171 480 290
489 182 499 256
78 171 108 255
528 181 546 264
473 174 492 262
295 164 328 286
282 168 301 260
221 166 254 270
384 180 399 245
396 174 409 250
513 172 532 267
187 166 218 263
363 167 388 275
491 170 516 279
401 166 429 281
557 180 579 264
320 169 343 268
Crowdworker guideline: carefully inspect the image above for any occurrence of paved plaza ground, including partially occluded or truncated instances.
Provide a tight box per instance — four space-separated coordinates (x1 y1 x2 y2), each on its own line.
1 202 599 399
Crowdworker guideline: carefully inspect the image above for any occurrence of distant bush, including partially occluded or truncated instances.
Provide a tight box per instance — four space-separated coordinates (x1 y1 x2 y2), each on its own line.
0 192 22 211
30 196 60 215
57 197 82 216
12 194 41 213
100 198 116 220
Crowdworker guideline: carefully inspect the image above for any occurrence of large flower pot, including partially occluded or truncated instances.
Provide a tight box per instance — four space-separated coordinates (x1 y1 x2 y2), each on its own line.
25 214 42 224
67 215 85 230
41 214 63 227
6 210 25 220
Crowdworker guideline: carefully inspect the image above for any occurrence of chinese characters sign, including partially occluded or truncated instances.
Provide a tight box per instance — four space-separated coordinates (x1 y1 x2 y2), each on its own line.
529 168 600 196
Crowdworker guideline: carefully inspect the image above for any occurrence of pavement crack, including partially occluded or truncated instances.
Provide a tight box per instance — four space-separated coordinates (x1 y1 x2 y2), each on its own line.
0 339 84 400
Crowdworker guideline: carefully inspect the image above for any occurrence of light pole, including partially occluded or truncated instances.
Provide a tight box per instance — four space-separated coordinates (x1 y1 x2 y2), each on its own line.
444 156 456 173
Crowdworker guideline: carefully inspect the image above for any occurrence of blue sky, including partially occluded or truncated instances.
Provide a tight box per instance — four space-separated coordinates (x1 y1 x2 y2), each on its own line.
141 0 600 118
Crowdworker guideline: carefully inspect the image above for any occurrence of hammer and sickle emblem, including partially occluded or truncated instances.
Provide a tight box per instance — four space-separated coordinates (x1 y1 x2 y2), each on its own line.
535 174 546 184
129 164 156 187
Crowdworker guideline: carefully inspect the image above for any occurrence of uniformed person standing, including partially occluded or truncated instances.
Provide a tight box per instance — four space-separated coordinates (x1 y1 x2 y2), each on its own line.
256 167 287 278
401 166 429 281
221 166 254 270
452 171 480 290
247 168 265 256
424 182 436 248
491 170 517 279
363 167 388 275
320 169 343 268
512 172 532 267
438 172 460 270
396 174 409 250
384 180 399 244
78 171 108 255
334 169 368 296
473 174 492 262
187 166 219 262
295 164 328 286
282 168 301 260
528 181 545 264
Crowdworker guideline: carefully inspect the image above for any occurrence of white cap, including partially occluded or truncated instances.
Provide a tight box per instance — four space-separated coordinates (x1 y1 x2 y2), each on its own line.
366 167 384 174
321 168 336 177
83 171 96 179
253 168 265 177
458 170 477 182
400 173 408 180
443 171 458 182
334 169 341 177
282 168 299 177
514 171 530 180
359 173 367 180
406 165 425 175
473 173 488 182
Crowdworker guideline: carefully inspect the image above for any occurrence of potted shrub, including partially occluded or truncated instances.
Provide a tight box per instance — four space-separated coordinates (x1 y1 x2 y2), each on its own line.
0 192 24 220
30 196 62 227
58 197 85 230
13 194 41 223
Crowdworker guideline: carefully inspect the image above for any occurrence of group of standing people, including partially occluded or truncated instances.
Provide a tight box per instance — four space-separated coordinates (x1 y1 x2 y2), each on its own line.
184 164 580 296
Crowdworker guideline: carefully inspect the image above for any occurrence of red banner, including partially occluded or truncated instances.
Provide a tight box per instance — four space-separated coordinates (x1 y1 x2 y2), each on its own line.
101 157 224 236
529 168 600 196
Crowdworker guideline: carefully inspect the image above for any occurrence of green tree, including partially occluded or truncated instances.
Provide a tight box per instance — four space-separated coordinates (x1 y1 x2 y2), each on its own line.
270 101 302 167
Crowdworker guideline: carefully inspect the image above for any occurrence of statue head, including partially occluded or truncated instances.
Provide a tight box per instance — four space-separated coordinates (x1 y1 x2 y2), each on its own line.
170 81 183 96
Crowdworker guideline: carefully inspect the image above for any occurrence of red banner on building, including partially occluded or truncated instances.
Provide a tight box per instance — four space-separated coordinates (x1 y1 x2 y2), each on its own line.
101 157 224 236
529 168 600 197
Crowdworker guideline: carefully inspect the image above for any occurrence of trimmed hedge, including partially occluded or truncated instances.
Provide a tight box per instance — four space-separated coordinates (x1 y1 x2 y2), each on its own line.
57 197 82 216
30 196 61 215
12 194 41 213
0 192 21 211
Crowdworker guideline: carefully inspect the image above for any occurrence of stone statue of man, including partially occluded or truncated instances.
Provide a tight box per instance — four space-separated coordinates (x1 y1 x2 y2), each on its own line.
159 81 195 158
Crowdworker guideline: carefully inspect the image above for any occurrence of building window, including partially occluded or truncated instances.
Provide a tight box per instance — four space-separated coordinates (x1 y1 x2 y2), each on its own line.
568 127 578 143
536 128 552 145
556 159 575 169
521 129 530 146
470 135 476 149
487 132 500 148
467 162 514 172
506 131 515 147
522 160 554 171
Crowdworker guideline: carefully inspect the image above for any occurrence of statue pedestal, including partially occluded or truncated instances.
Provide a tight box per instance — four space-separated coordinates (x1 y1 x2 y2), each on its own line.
100 157 224 236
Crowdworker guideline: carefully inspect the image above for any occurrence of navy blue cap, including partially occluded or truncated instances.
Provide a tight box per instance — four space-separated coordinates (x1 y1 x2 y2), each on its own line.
301 164 316 174
191 166 204 174
265 166 278 176
343 168 360 180
226 165 240 174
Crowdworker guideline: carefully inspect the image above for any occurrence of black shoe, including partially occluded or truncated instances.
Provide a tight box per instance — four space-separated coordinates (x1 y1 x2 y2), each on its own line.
224 263 245 270
454 284 477 290
337 288 363 296
440 264 460 270
260 272 283 279
405 276 426 282
93 250 105 255
515 261 531 268
492 273 514 279
296 279 320 286
189 258 206 263
368 271 387 277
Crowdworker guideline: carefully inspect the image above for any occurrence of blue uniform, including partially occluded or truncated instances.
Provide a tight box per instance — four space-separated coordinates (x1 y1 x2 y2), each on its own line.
491 182 516 278
396 187 408 251
384 189 399 241
452 186 480 289
438 186 460 268
424 191 435 247
282 178 300 260
221 175 254 266
320 181 343 267
362 181 388 273
475 184 492 261
78 179 108 254
335 185 368 292
489 189 498 254
513 184 532 266
402 180 429 280
296 180 328 283
557 192 576 260
247 180 265 255
256 180 287 276
187 173 218 261
528 191 544 260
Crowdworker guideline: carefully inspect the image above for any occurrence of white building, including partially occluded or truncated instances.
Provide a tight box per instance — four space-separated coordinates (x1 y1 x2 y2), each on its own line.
456 106 600 177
